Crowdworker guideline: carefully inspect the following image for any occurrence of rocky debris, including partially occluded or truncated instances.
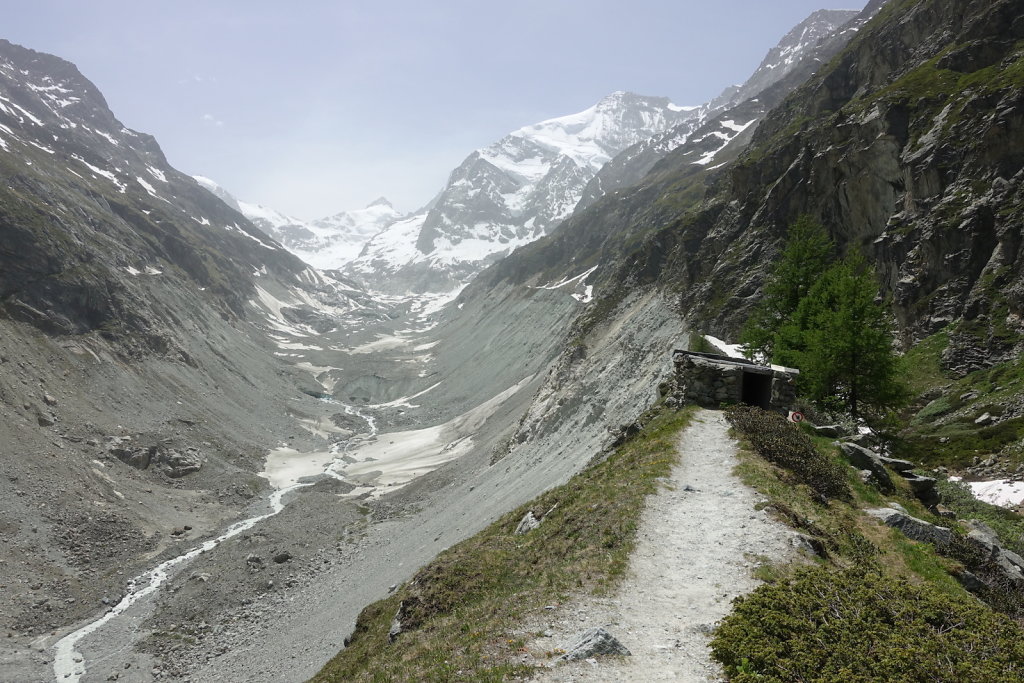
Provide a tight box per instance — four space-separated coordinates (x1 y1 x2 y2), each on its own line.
245 554 264 573
964 453 1022 481
839 443 941 505
839 443 895 492
515 511 542 535
557 627 631 661
108 440 203 477
608 420 643 449
272 551 293 564
866 507 954 546
159 447 203 478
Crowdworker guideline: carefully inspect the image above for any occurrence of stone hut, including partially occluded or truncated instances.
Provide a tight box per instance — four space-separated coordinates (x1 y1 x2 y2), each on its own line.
672 350 798 412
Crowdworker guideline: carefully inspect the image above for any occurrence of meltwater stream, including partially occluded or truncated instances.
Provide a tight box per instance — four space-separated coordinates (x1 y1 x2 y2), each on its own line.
52 402 378 682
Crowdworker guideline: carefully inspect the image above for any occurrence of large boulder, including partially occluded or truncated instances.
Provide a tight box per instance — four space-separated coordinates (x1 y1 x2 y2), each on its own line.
901 473 940 506
839 443 895 492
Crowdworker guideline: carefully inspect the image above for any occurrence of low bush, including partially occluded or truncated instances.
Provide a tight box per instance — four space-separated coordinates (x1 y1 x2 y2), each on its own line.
726 405 850 501
712 565 1024 682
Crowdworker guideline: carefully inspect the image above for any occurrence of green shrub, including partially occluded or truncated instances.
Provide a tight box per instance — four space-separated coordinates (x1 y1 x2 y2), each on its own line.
712 566 1024 682
727 405 850 501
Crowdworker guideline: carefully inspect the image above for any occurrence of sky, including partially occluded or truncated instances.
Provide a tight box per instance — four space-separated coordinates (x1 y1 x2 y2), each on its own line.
4 1 854 219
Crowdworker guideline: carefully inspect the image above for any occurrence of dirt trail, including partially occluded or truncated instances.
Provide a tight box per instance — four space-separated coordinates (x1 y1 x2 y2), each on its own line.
528 409 796 682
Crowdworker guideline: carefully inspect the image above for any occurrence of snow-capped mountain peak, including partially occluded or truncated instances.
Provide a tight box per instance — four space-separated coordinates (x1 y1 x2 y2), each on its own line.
344 91 700 293
190 175 403 271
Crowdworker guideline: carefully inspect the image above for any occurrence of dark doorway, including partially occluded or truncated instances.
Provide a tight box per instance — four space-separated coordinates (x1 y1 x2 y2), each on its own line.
741 371 772 409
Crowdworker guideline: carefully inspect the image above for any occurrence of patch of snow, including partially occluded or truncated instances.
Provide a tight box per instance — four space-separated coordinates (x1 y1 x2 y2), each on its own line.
71 155 126 192
967 480 1024 508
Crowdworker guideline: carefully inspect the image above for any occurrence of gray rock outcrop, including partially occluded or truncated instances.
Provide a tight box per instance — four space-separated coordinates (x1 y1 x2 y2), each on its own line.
866 507 953 546
514 511 542 535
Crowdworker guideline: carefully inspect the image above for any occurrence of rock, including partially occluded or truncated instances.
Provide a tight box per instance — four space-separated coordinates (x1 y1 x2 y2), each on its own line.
42 393 57 406
558 627 631 661
964 520 1000 547
387 602 408 644
933 504 957 519
36 413 55 427
110 446 152 470
877 455 915 473
245 554 263 571
813 424 847 438
157 447 202 478
866 507 953 546
956 570 988 593
272 551 292 564
790 533 827 558
975 412 994 425
515 511 542 535
900 473 940 506
840 443 894 492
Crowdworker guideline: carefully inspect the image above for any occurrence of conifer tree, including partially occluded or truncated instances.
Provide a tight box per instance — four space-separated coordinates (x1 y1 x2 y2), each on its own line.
741 216 833 360
786 254 907 419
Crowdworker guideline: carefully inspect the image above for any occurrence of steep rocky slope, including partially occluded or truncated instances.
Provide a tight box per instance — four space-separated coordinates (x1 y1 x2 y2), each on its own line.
0 38 380 680
475 0 1023 373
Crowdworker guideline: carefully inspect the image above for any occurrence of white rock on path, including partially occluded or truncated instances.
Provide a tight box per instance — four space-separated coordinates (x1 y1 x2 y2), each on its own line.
528 408 796 682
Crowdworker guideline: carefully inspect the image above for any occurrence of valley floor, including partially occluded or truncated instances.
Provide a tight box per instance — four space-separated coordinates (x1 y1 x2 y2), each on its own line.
526 409 795 682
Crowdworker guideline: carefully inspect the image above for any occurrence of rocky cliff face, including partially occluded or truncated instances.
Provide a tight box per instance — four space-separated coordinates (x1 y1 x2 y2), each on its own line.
0 39 318 350
0 38 369 659
474 0 1024 381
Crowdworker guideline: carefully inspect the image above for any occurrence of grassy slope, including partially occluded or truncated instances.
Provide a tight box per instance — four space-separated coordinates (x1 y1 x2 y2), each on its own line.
897 330 1024 470
312 406 694 682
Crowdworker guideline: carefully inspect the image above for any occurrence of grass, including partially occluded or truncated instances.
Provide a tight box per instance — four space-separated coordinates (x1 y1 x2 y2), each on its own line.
901 331 950 397
890 324 1024 469
312 405 695 682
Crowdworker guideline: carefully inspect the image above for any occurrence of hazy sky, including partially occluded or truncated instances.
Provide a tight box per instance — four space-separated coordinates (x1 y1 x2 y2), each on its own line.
5 1 853 219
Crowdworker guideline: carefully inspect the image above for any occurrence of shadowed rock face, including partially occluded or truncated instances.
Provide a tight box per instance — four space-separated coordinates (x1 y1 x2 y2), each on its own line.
0 39 310 347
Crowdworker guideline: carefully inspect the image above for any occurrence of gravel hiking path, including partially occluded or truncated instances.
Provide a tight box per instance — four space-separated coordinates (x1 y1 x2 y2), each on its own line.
526 408 796 682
